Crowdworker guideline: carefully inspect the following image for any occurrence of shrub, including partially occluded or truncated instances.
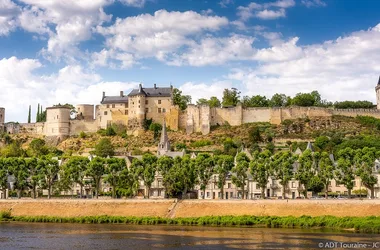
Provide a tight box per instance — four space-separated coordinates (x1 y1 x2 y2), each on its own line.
79 131 87 138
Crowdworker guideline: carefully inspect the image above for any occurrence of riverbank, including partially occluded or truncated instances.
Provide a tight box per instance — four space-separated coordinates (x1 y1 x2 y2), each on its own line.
1 214 380 233
1 199 380 218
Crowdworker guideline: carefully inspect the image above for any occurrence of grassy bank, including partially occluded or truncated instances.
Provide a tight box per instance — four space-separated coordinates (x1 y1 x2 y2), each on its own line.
1 211 379 233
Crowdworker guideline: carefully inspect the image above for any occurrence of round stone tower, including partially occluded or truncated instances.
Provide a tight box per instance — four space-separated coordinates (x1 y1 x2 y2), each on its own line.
376 76 380 109
45 107 71 138
76 104 95 121
0 107 4 125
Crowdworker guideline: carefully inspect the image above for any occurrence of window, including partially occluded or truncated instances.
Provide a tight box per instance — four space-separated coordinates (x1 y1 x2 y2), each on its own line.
104 111 108 115
107 104 109 108
138 100 140 103
336 181 340 187
158 180 162 187
138 105 140 108
218 192 221 198
125 110 128 115
112 104 115 108
228 183 231 189
145 108 149 113
291 182 296 188
158 108 162 113
256 184 260 189
125 103 128 108
158 100 161 104
163 108 166 113
145 100 148 105
206 192 210 198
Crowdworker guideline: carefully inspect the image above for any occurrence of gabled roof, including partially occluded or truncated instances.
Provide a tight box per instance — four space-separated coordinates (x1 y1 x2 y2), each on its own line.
101 96 129 104
128 85 172 97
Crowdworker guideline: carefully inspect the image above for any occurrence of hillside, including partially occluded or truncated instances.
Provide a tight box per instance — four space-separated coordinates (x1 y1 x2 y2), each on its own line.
1 114 379 156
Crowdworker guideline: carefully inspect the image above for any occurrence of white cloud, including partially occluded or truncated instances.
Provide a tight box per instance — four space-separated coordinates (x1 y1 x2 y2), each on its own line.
237 0 294 21
178 35 256 66
256 9 286 20
119 0 145 7
219 0 234 8
0 56 138 122
0 0 20 35
15 0 113 61
179 81 233 102
301 0 327 8
96 10 229 65
226 23 380 103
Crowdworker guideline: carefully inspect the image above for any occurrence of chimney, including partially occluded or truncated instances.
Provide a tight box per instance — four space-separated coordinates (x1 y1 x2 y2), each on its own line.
154 84 157 89
120 91 124 97
103 91 105 97
139 83 143 93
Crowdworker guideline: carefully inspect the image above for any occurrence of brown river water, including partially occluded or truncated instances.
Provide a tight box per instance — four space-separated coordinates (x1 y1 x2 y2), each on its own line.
0 222 379 249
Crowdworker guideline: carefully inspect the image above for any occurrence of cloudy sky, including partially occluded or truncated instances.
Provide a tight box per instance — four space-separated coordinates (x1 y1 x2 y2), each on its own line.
1 0 380 122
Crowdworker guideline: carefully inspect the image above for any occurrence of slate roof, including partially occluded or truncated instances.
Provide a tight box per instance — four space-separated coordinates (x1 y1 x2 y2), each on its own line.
101 96 129 104
128 86 172 97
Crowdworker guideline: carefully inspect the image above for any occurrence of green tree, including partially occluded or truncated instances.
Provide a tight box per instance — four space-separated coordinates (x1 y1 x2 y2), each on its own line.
7 158 29 198
131 154 157 198
291 91 321 107
38 156 60 199
249 127 263 146
63 156 89 198
242 95 269 108
195 154 215 199
87 157 106 199
179 155 197 198
295 149 315 198
26 158 42 199
196 98 209 106
335 148 356 198
173 88 191 110
94 138 114 157
269 93 291 107
317 152 335 199
209 96 221 108
250 150 273 199
149 123 162 140
215 155 234 199
36 103 40 122
0 158 8 199
273 151 296 198
104 158 126 198
1 141 25 157
231 152 250 199
222 88 240 107
29 138 48 157
28 105 31 123
117 167 138 197
157 156 174 198
355 147 378 199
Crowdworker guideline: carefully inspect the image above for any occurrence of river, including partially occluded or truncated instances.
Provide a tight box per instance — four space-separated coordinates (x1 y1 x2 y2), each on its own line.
0 222 379 249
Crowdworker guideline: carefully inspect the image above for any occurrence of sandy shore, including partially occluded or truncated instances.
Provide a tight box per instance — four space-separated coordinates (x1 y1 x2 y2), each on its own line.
1 199 380 218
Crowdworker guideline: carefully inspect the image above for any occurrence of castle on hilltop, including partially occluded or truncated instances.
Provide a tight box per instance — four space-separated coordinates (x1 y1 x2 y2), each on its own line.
2 79 380 140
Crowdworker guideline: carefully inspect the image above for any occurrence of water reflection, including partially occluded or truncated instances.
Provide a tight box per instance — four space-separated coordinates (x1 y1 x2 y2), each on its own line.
0 222 378 249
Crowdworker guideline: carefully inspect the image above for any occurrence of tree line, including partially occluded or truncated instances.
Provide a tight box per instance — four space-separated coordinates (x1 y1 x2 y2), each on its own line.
0 146 378 200
194 89 375 109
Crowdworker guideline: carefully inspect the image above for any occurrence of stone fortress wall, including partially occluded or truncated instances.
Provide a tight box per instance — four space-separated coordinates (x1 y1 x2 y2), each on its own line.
3 104 380 138
2 81 380 138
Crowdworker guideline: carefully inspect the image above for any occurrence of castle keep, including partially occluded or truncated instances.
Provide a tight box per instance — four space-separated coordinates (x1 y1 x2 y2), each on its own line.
2 79 380 139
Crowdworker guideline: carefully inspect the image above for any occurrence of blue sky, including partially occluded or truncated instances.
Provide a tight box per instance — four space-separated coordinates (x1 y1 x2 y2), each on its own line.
1 0 380 122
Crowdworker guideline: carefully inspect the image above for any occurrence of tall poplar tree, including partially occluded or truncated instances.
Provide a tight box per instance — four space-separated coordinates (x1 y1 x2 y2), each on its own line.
28 105 31 123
